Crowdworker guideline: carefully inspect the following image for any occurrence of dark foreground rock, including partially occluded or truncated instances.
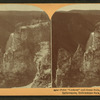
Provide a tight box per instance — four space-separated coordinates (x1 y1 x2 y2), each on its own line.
56 44 84 87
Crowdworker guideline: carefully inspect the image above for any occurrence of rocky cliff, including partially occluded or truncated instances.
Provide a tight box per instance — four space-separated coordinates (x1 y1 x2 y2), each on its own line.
56 48 72 87
31 42 51 88
56 30 100 87
56 44 84 87
1 21 51 88
81 31 100 87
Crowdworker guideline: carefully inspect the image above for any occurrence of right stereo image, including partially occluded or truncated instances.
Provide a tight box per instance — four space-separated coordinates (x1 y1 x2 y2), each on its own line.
52 4 100 87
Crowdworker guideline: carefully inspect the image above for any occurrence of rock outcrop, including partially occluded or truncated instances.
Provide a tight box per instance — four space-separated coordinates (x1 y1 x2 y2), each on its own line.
56 44 84 87
81 31 100 87
70 44 84 87
31 42 51 88
56 48 72 87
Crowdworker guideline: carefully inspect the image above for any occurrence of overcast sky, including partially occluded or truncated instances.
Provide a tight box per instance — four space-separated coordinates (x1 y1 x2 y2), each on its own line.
57 4 100 11
0 4 43 11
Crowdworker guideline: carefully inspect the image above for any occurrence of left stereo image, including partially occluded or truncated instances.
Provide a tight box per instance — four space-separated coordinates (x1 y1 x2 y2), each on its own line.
0 4 51 88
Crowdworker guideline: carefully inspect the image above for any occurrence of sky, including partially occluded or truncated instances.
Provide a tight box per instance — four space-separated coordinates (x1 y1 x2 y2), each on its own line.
57 4 100 11
0 4 43 11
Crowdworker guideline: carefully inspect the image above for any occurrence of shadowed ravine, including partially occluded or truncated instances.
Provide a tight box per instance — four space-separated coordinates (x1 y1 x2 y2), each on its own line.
0 21 51 88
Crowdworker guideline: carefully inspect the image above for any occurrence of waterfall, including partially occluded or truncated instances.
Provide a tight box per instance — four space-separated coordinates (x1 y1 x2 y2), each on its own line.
11 33 15 52
91 32 95 51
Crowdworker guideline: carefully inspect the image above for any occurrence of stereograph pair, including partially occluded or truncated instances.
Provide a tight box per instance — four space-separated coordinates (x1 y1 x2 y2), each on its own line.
0 4 100 88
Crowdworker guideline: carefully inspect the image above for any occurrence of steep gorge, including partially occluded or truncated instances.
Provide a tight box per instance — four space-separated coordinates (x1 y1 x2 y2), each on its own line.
56 30 100 87
0 21 51 88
